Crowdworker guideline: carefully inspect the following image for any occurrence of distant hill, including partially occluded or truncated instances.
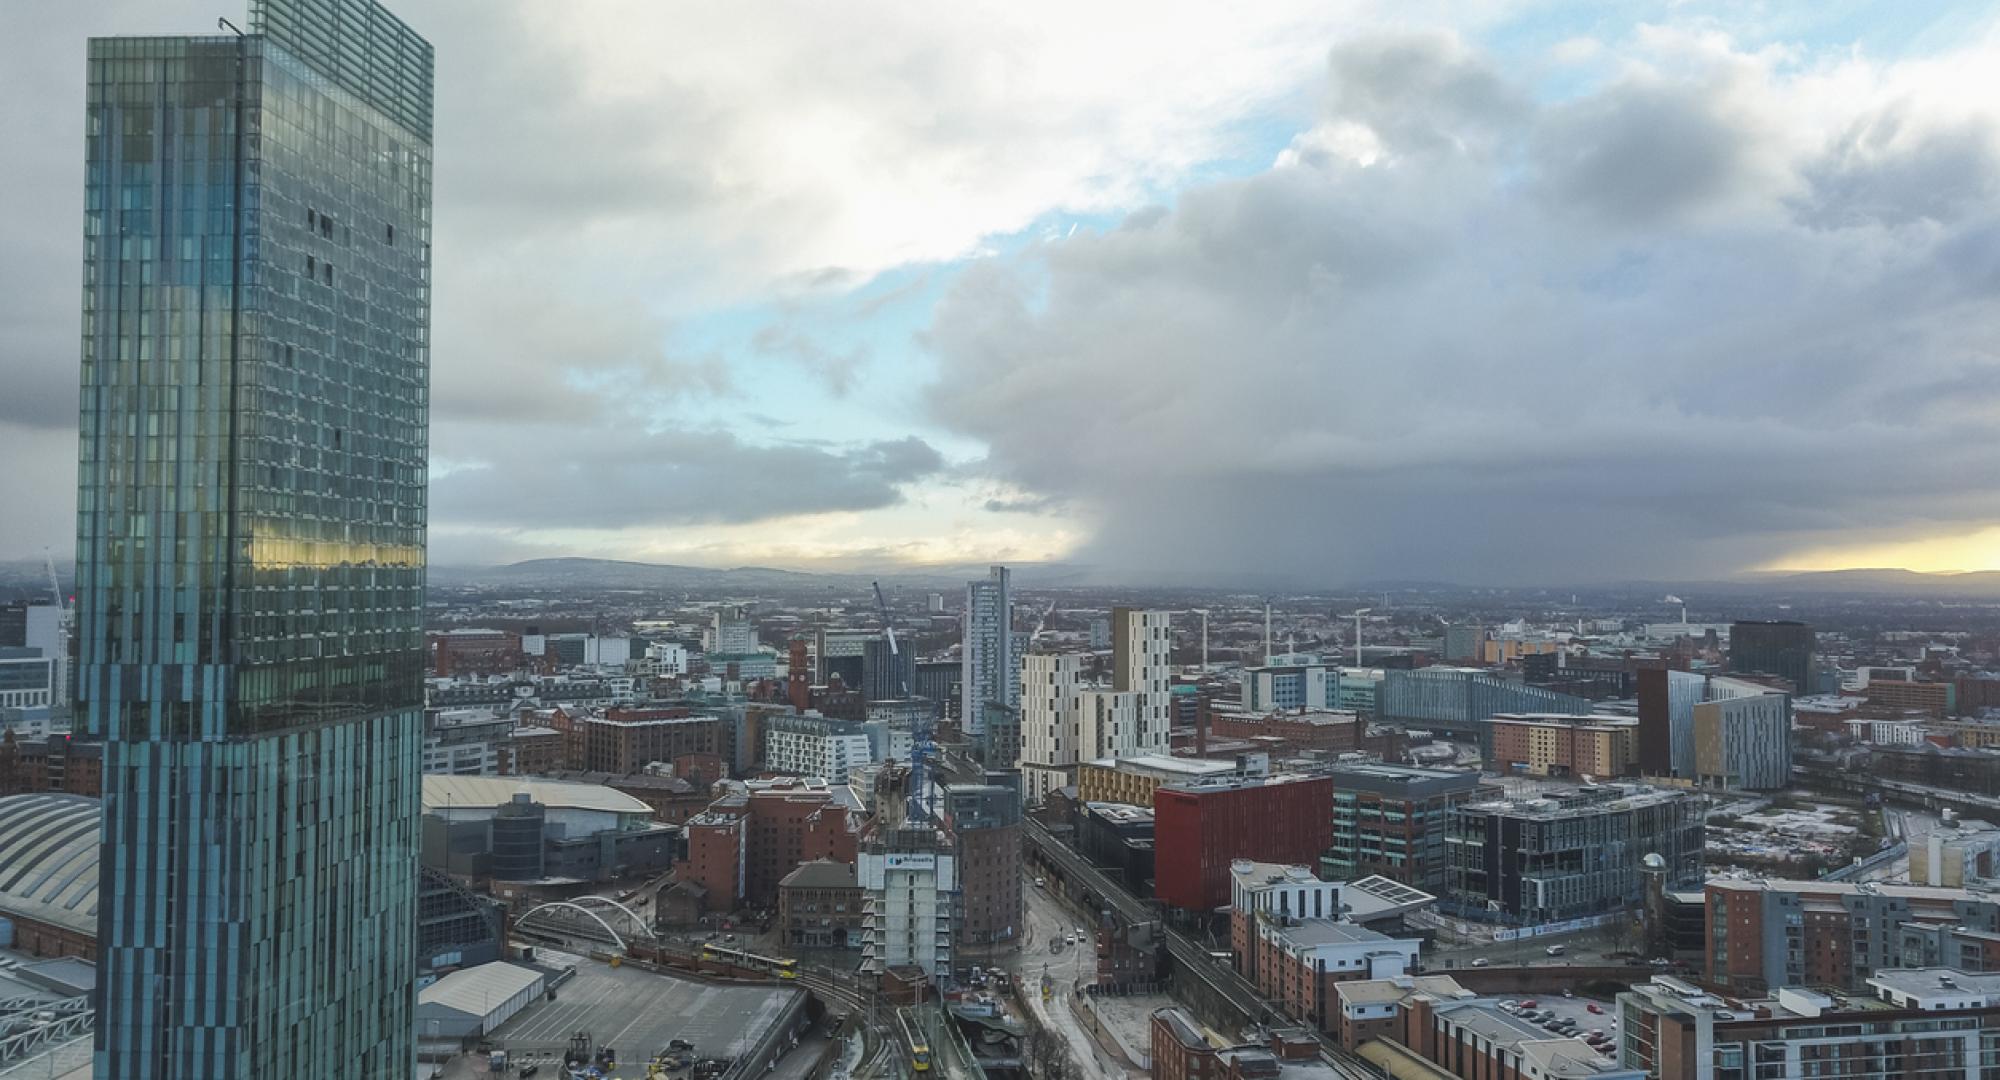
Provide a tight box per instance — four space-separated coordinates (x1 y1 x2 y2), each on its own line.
1752 568 2000 597
427 558 839 591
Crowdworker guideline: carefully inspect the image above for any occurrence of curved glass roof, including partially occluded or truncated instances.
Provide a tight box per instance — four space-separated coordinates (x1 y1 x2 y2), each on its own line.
0 793 100 937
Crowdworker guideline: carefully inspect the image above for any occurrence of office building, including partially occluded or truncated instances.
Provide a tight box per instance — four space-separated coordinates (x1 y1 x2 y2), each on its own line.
1911 823 2000 887
1078 753 1261 807
1728 620 1815 696
1692 692 1791 790
1486 712 1640 778
421 708 514 776
861 635 914 704
1617 971 2000 1079
679 778 862 912
1241 663 1341 711
0 648 56 711
1442 625 1484 663
77 2 433 1074
1636 667 1707 779
708 607 758 654
1445 784 1703 924
1077 800 1157 895
961 565 1016 737
1377 668 1592 742
575 708 721 774
1322 763 1486 889
1154 774 1335 913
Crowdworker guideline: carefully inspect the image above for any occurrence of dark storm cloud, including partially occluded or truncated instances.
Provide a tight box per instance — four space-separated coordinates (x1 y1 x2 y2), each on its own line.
430 428 944 529
926 32 2000 584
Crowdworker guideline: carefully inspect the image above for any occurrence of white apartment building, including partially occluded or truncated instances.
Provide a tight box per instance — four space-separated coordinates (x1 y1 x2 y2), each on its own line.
766 717 876 784
1113 607 1173 755
1019 609 1175 805
858 829 957 978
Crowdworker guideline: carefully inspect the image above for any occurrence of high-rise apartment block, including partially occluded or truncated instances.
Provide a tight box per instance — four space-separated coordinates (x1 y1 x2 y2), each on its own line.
1113 606 1173 749
1018 610 1175 806
960 565 1015 737
1692 693 1792 790
78 1 434 1074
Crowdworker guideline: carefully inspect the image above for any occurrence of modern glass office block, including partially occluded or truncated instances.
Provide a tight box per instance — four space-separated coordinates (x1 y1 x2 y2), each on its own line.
76 1 432 1075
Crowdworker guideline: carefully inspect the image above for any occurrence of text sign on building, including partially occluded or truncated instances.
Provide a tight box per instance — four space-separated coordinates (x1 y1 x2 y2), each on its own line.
885 854 936 871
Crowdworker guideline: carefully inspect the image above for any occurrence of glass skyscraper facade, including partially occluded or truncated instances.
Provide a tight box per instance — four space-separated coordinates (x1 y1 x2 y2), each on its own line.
77 1 432 1075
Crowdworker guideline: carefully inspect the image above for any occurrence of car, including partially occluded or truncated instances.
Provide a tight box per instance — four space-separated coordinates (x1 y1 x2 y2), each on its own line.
1066 933 1077 945
1076 926 1087 938
1587 1003 1605 1015
1471 958 1490 967
1649 958 1672 968
1519 1000 1538 1009
1589 1029 1606 1039
1501 1001 1519 1011
1034 877 1047 888
1545 945 1566 957
1562 989 1575 998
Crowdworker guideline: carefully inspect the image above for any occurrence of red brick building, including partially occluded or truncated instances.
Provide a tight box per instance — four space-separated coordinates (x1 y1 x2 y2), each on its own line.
1153 774 1334 912
1206 708 1364 756
579 708 720 774
0 732 102 797
676 782 861 913
427 628 525 677
505 725 564 776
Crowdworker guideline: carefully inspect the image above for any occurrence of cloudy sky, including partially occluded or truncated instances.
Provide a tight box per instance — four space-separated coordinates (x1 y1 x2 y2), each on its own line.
4 0 1999 584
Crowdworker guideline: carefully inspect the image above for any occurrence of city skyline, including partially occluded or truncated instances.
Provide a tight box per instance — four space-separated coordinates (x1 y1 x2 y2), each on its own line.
6 1 2000 586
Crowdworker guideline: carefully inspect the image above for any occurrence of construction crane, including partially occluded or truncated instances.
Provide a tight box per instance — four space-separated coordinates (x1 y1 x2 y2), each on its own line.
875 581 933 821
43 549 66 613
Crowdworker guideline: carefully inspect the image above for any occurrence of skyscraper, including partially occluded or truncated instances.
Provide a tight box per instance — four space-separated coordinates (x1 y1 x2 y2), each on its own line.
77 1 432 1075
960 565 1015 736
1112 606 1173 754
1728 620 1816 696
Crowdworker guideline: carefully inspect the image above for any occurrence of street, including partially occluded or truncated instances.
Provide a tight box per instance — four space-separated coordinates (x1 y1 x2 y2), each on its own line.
991 873 1143 1079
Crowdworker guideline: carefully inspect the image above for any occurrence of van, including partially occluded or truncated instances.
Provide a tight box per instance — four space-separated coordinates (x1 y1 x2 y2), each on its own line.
1545 945 1566 957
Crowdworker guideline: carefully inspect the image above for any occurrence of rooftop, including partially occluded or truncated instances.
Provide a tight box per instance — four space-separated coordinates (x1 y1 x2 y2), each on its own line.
419 961 544 1020
779 858 857 891
421 775 653 816
0 793 100 937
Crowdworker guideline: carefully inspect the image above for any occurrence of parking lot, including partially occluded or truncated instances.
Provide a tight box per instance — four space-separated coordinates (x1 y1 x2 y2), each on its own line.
1487 993 1619 1052
485 955 807 1072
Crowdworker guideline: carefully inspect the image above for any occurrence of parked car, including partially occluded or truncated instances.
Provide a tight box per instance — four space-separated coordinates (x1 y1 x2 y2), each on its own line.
1587 1003 1605 1015
1034 877 1047 888
1471 958 1490 967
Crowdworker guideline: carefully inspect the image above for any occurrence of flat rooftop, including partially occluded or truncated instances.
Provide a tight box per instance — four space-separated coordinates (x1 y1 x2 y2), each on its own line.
490 954 805 1064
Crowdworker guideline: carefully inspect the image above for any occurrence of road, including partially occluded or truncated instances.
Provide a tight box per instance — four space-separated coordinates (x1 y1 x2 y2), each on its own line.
1022 821 1385 1080
993 876 1135 1079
